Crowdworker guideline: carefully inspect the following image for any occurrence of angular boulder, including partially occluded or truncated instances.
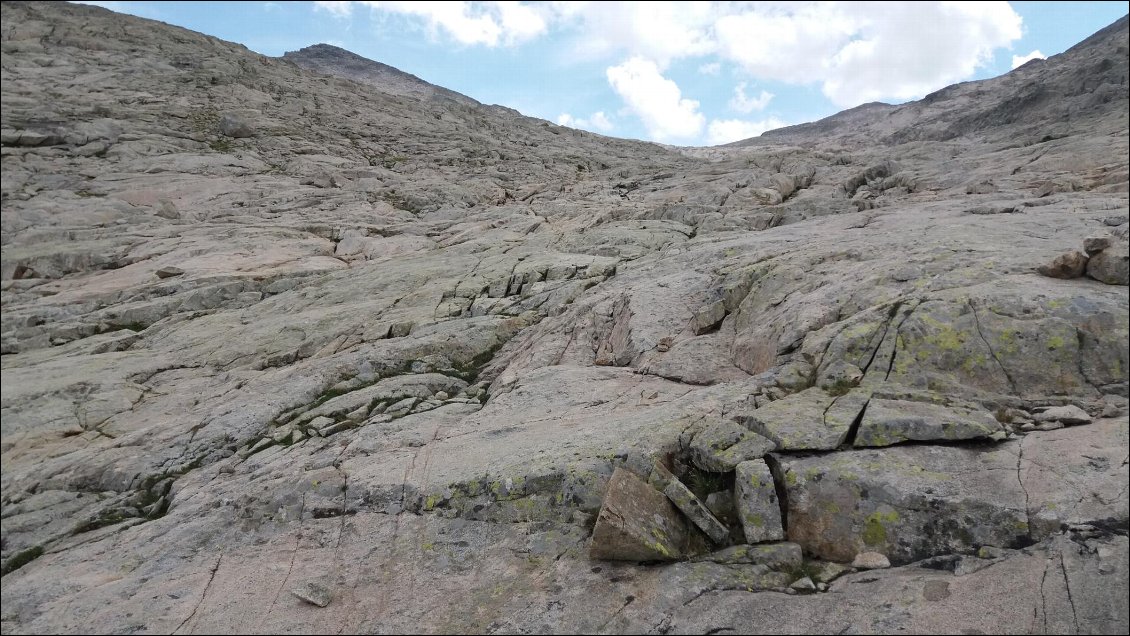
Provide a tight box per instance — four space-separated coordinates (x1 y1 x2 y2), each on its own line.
590 468 694 561
689 419 776 473
742 387 864 451
779 445 1029 564
1087 244 1129 285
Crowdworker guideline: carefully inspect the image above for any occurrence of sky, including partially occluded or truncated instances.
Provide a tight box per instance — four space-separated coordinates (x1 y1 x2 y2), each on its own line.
76 1 1129 146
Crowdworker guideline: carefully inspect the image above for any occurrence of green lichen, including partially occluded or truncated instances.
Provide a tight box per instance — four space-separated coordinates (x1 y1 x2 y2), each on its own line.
862 510 898 546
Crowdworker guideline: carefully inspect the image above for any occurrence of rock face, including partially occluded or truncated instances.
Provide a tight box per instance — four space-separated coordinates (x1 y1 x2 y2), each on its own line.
1 2 1127 634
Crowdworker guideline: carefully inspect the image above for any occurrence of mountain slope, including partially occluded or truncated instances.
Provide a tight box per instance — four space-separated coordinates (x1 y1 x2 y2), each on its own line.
746 14 1128 148
1 2 1127 634
282 43 481 107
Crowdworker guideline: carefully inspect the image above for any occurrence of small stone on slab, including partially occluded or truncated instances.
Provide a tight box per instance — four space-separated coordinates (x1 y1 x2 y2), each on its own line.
291 580 333 607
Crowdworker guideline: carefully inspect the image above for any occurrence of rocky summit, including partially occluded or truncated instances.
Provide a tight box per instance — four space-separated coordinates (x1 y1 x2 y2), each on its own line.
1 2 1128 634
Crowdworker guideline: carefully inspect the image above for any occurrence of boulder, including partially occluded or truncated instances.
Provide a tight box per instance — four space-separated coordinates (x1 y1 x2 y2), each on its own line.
780 445 1029 564
657 468 731 545
590 468 694 562
851 552 891 569
1037 250 1088 279
688 420 775 473
290 580 333 607
1086 244 1129 285
218 112 255 138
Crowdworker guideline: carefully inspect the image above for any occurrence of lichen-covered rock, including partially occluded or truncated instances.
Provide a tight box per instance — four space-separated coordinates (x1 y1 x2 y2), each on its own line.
590 468 694 562
741 388 854 451
693 542 803 570
291 580 333 607
854 398 1002 447
735 460 785 544
688 420 775 472
780 445 1030 564
661 473 731 545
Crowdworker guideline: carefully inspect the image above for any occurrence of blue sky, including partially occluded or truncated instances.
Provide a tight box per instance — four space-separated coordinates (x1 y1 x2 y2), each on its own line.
78 1 1128 146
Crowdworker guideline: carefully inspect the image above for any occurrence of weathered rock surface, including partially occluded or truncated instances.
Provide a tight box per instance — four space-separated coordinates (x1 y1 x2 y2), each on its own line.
735 460 785 544
0 2 1127 634
590 468 694 562
854 397 1002 447
689 419 776 472
780 419 1128 565
1088 243 1130 285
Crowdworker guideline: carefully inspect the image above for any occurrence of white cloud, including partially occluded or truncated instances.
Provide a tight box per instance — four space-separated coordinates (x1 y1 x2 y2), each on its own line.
557 2 718 67
318 1 548 46
706 117 789 145
715 2 1022 107
313 1 353 18
558 2 1022 108
1011 49 1045 69
557 111 614 133
698 61 721 75
728 82 773 113
606 56 705 142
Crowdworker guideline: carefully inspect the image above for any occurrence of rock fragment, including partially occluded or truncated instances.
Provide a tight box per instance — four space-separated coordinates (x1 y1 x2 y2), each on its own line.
291 580 333 607
734 460 784 544
851 552 891 569
1033 404 1092 426
1037 250 1088 279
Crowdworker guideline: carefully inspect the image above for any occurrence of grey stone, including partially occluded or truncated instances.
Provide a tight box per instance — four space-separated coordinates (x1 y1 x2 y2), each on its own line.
218 112 255 138
741 388 857 451
1086 244 1129 285
854 398 1002 447
154 266 184 279
290 580 333 607
662 474 731 545
790 577 817 592
852 552 892 569
691 300 726 335
734 460 784 544
1033 404 1092 425
1083 236 1112 255
688 420 775 473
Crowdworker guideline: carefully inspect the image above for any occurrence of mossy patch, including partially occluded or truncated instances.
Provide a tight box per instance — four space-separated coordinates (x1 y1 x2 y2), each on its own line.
1 545 44 577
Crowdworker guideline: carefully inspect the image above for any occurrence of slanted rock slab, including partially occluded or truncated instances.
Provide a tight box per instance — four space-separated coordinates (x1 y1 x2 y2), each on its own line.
590 468 693 562
854 398 1002 447
735 459 785 544
742 387 855 451
661 475 731 545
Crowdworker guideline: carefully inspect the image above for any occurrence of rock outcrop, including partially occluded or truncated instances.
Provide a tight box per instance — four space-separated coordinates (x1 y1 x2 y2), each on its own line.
1 2 1127 634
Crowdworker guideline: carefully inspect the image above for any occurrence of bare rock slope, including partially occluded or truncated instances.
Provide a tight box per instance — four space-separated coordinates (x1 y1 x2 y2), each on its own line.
1 2 1127 633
